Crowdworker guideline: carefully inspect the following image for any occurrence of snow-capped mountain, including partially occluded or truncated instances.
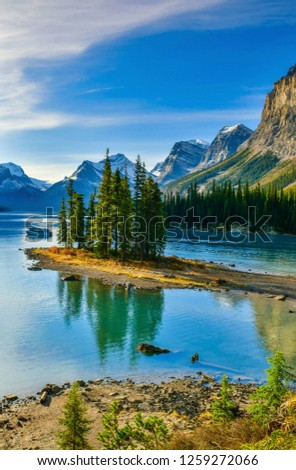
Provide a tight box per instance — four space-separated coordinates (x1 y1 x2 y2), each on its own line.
71 153 135 184
0 163 46 210
41 153 148 210
0 163 51 191
151 139 210 186
198 124 253 169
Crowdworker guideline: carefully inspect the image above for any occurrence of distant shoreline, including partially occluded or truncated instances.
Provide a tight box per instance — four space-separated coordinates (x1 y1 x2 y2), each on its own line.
25 247 296 299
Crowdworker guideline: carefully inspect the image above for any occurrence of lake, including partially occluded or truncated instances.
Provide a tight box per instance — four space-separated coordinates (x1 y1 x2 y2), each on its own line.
0 212 296 398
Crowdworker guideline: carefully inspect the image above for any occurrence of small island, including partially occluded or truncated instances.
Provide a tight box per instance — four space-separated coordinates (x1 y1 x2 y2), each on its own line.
26 246 296 299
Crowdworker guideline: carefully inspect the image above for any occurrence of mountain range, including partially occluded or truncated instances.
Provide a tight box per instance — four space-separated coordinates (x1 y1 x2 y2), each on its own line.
0 126 251 211
40 153 137 211
165 64 296 194
0 63 295 211
151 125 253 186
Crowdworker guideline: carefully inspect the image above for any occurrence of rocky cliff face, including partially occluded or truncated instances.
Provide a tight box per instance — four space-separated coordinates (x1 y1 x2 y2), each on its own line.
242 64 296 159
200 124 253 168
152 139 209 185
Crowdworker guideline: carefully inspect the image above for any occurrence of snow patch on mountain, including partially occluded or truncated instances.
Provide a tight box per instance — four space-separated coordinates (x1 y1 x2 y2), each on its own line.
29 177 51 191
1 162 25 178
152 139 210 185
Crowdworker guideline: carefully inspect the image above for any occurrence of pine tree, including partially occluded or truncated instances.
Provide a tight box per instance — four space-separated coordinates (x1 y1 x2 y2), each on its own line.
66 179 77 248
249 350 296 426
211 374 238 422
133 155 147 259
118 171 134 260
134 155 146 215
140 176 165 259
95 149 113 258
57 381 91 450
73 193 85 248
57 198 68 247
111 168 122 256
97 401 169 450
85 191 96 248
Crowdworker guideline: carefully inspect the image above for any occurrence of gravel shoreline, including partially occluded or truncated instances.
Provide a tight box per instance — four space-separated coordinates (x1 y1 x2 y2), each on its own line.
0 375 257 450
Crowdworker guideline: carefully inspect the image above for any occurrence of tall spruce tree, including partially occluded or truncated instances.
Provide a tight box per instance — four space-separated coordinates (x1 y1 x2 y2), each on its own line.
111 168 122 256
133 155 147 259
95 149 113 257
66 179 77 248
134 155 146 215
140 176 165 259
57 197 68 247
73 193 85 248
85 191 96 248
118 171 134 260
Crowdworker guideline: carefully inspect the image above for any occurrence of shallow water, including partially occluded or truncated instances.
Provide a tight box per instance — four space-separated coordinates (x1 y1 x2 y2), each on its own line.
0 213 296 398
165 234 296 276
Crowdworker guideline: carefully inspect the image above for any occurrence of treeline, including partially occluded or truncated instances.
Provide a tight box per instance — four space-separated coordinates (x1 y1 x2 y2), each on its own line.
57 151 165 260
165 180 296 233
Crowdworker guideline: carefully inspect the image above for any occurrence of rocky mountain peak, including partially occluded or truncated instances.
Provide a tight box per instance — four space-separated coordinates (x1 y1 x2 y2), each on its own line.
243 64 296 159
152 139 210 185
286 64 296 78
199 123 253 169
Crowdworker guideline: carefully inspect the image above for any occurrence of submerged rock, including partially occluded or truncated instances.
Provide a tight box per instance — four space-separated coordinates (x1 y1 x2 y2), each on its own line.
136 343 170 355
274 294 286 301
125 282 134 292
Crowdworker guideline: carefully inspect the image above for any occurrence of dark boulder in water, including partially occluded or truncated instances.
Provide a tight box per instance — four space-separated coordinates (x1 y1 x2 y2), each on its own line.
28 266 42 271
61 275 80 282
191 353 199 363
136 343 170 355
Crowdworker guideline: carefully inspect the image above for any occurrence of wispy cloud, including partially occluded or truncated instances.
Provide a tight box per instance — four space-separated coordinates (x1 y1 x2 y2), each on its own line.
79 87 121 95
69 107 261 128
0 0 294 132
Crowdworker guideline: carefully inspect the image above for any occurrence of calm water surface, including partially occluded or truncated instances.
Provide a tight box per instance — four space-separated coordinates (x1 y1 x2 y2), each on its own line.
166 234 296 275
0 213 296 398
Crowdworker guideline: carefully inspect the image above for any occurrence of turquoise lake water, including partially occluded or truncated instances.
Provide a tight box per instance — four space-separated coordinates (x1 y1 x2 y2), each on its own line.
0 212 296 398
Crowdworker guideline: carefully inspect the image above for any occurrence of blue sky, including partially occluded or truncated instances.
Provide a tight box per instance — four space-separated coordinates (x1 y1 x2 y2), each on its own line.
0 0 295 181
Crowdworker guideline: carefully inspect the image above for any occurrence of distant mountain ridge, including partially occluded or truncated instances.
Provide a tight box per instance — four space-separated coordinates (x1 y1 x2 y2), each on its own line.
0 163 48 210
0 154 149 211
41 153 139 210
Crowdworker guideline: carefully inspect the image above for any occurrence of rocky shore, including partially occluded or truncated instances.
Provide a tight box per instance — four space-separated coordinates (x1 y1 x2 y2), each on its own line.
0 375 257 450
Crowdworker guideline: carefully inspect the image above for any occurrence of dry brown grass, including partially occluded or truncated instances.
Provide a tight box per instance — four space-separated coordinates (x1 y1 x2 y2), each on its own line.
167 394 296 450
167 418 265 450
33 247 210 288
